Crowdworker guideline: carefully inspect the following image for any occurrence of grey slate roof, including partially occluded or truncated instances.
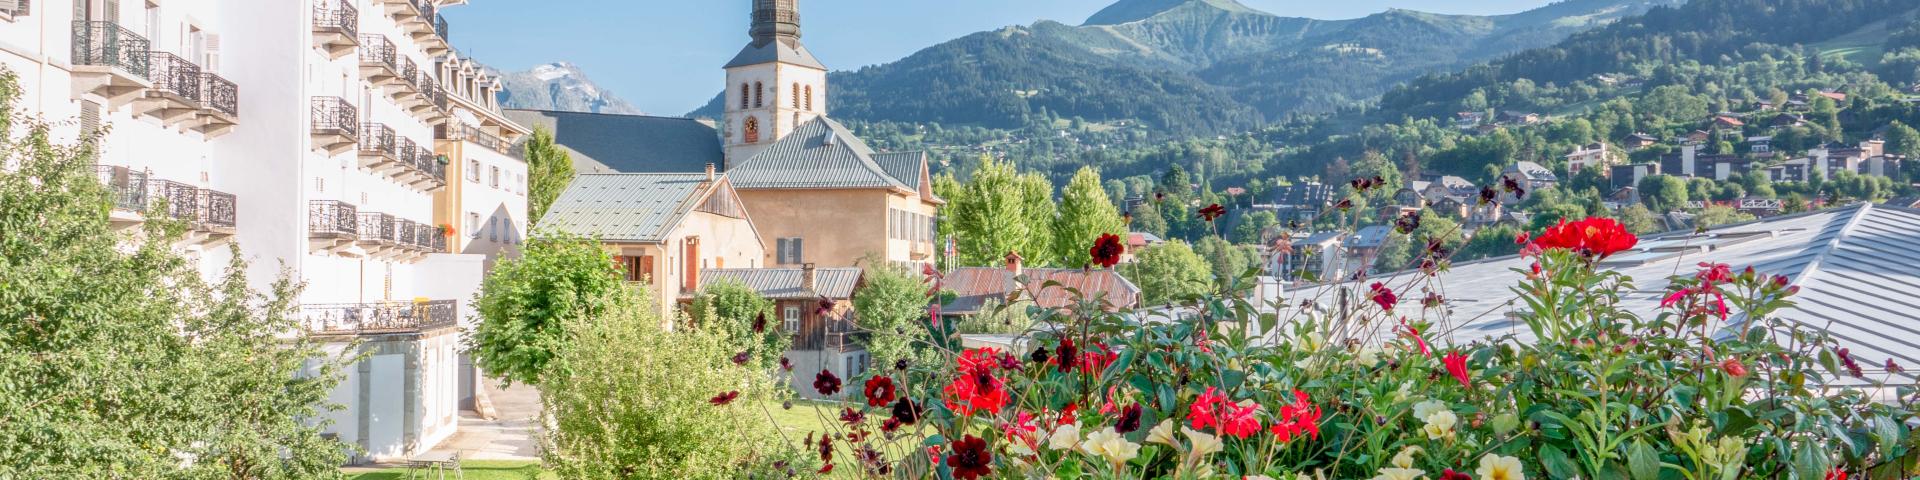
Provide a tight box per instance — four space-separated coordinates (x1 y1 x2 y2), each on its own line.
724 38 827 70
728 117 917 190
1505 161 1558 182
504 109 723 174
698 267 862 299
538 174 715 243
1346 226 1393 248
1281 204 1920 385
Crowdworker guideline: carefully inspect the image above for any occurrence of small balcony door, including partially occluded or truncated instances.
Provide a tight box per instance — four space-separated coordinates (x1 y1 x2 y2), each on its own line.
682 239 700 293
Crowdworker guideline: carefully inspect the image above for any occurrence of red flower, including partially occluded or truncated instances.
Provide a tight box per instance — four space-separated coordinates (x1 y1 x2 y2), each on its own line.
816 297 837 316
814 369 843 396
863 376 898 407
1188 386 1229 431
838 407 866 426
1514 231 1530 245
780 357 793 371
1059 402 1080 427
1369 282 1398 311
1696 262 1734 284
1218 400 1263 439
731 351 751 366
943 348 1009 416
1443 351 1470 388
1888 359 1905 374
1441 469 1474 480
1269 389 1322 443
947 435 994 480
1721 358 1748 377
1402 323 1431 357
1115 403 1143 433
818 463 833 475
752 312 767 333
1199 203 1227 222
1078 342 1120 375
1531 217 1638 259
1826 468 1848 480
1004 411 1038 448
1837 348 1865 378
709 391 740 406
1090 233 1125 269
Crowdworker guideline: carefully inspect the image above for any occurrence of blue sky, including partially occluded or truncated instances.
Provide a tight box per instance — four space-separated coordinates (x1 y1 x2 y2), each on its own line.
442 0 1553 115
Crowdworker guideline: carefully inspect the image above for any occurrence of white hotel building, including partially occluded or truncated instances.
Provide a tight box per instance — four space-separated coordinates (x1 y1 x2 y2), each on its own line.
0 0 528 463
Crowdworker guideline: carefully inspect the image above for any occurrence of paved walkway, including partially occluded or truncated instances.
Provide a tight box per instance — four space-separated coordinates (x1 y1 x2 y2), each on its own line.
427 379 542 461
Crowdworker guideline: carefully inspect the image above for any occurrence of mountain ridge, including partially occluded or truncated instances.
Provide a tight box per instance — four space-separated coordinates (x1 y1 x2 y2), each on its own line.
496 62 645 116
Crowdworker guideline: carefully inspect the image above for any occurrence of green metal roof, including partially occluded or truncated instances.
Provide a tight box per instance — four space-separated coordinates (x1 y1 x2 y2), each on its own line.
538 173 715 243
728 117 921 190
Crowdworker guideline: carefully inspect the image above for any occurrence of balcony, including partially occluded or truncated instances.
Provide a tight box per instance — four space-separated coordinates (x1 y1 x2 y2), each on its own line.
191 188 237 241
96 165 149 228
131 51 201 126
357 35 402 87
70 21 152 106
372 0 448 55
440 125 508 154
414 13 450 57
308 200 359 252
301 300 457 336
312 1 359 59
192 73 239 137
357 123 399 169
823 319 867 352
355 211 398 256
147 179 200 225
310 97 358 155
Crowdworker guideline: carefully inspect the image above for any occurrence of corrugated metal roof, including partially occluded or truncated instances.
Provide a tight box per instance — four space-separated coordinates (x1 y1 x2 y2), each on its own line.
873 151 927 191
1280 203 1920 384
728 117 917 190
538 174 714 243
1346 226 1392 248
698 267 862 299
941 268 1141 315
504 109 722 174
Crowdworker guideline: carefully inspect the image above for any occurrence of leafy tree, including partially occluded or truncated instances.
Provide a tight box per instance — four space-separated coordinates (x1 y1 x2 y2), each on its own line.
1886 120 1920 157
946 156 1052 266
1618 204 1663 234
1052 167 1124 268
1233 210 1279 244
1456 224 1521 262
541 289 800 478
0 72 349 476
1636 85 1710 123
1193 236 1260 289
469 232 630 386
1129 201 1169 237
687 280 788 372
852 264 931 373
1121 240 1212 306
1694 205 1757 229
1018 173 1057 266
1639 174 1690 212
525 124 576 226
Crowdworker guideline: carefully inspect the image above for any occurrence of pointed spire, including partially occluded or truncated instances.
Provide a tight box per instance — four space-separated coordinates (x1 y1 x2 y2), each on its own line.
751 0 802 44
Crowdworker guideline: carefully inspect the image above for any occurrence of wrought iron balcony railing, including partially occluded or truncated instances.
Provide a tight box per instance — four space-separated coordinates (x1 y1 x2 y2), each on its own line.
144 51 202 102
94 165 149 212
198 73 238 117
441 125 508 153
147 179 199 223
309 96 358 139
301 300 456 335
358 212 396 243
358 35 397 71
415 149 446 184
394 218 419 247
395 135 419 162
359 123 396 156
72 21 150 77
431 230 447 252
194 188 236 230
313 1 359 38
414 223 437 250
433 14 449 42
308 200 358 237
398 56 419 89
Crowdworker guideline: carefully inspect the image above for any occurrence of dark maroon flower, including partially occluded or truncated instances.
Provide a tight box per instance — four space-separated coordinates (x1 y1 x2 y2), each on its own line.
1334 199 1354 211
1478 186 1498 205
752 312 767 333
1369 282 1398 311
863 376 897 407
1837 348 1865 378
839 407 866 426
709 391 740 406
997 352 1022 371
1028 346 1050 365
1154 192 1166 202
1089 233 1125 269
1199 204 1227 222
731 351 751 366
817 297 837 316
881 417 903 433
1501 175 1527 200
946 435 994 480
780 357 793 371
893 358 910 370
1115 403 1143 433
1441 469 1473 480
1054 338 1079 373
1888 359 1905 374
814 369 843 396
891 398 924 425
818 433 833 461
1394 210 1423 234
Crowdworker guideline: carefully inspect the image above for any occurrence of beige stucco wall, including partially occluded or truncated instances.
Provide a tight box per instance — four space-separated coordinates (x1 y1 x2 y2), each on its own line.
607 209 764 321
737 187 939 268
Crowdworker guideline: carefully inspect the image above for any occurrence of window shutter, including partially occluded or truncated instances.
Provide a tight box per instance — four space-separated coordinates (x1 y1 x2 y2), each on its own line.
0 1 20 15
104 0 118 22
204 33 221 72
792 238 802 264
79 100 100 135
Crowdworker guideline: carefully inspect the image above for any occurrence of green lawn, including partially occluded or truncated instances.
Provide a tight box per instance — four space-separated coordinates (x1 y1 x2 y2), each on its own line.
342 460 553 480
757 399 842 439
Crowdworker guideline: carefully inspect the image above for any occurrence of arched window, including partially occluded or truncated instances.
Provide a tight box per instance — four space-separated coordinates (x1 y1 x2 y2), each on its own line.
792 83 801 108
753 82 763 108
794 112 801 127
743 116 760 143
804 85 814 111
739 84 749 110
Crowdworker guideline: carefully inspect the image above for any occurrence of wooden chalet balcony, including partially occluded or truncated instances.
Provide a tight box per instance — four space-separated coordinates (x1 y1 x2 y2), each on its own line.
70 21 152 107
308 200 359 253
301 300 456 336
821 319 867 352
131 51 201 126
312 1 359 59
192 72 239 138
309 97 358 155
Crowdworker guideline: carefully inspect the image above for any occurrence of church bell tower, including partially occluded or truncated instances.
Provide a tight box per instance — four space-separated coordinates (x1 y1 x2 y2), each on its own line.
723 0 829 164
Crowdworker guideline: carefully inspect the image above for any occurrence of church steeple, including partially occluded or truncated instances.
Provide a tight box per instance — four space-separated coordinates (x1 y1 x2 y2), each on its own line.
723 0 827 164
751 0 802 45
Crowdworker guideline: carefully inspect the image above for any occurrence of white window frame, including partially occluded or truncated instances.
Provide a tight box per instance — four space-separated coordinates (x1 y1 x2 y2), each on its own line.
783 306 800 334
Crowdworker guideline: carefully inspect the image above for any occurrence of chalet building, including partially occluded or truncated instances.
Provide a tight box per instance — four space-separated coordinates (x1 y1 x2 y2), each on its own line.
939 252 1142 318
1269 231 1346 284
1746 136 1776 159
1769 113 1807 129
1685 130 1712 144
1621 133 1660 151
1499 111 1542 124
1418 175 1478 204
1258 182 1337 223
1565 142 1612 175
1767 140 1906 182
695 265 867 400
1124 232 1165 264
1711 116 1746 132
1338 225 1393 278
540 171 768 320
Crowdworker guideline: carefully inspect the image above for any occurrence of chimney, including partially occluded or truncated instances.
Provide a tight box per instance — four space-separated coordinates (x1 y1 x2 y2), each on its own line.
1004 251 1024 277
800 263 817 292
705 163 716 181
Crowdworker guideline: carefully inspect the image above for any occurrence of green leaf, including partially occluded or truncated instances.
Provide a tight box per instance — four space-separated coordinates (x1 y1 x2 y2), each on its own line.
1792 442 1829 480
1628 439 1661 480
1542 444 1580 480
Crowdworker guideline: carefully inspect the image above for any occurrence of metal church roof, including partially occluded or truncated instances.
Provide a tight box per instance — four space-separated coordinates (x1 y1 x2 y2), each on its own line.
538 173 721 243
727 117 919 191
